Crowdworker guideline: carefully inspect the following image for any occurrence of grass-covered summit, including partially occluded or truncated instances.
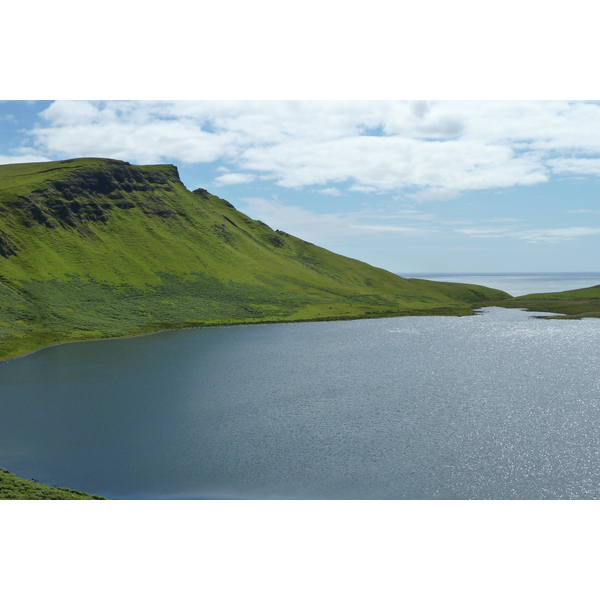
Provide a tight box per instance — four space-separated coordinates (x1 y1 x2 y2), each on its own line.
0 158 511 361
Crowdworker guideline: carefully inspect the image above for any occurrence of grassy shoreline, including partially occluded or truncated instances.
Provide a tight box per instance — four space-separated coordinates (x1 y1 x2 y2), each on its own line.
0 467 107 500
0 301 498 364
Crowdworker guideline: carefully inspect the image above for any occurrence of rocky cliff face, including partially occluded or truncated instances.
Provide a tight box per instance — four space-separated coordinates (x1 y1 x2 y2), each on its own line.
0 230 18 258
11 160 184 236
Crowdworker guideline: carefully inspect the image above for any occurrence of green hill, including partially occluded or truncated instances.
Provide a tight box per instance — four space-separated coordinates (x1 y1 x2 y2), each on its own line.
0 158 511 361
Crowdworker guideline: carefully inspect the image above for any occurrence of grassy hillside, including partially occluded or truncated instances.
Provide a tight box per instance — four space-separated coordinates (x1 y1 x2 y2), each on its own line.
0 467 106 499
0 158 511 361
489 284 600 318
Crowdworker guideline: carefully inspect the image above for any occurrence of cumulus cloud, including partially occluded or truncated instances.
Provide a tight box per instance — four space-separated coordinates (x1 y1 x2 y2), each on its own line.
25 100 600 200
33 101 235 164
238 136 547 192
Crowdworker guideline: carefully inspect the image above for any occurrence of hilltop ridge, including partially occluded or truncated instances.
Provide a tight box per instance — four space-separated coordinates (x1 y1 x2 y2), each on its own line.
0 158 511 361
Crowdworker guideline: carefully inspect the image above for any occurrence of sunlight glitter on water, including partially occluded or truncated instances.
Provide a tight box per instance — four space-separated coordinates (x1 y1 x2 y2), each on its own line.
1 305 599 499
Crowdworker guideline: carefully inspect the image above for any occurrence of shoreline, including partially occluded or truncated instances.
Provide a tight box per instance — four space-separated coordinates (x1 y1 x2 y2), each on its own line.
0 304 491 364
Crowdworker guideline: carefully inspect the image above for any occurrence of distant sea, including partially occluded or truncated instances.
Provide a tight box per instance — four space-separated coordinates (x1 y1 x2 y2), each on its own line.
397 272 600 297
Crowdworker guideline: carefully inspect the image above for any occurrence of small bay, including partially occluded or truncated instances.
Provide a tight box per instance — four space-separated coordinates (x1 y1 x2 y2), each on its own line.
1 272 600 499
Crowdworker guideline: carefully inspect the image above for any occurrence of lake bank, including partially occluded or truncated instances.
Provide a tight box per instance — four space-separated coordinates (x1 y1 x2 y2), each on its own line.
0 301 497 364
0 467 107 500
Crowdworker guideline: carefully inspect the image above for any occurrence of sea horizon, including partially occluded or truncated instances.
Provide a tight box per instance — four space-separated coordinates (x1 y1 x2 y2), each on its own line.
395 272 600 298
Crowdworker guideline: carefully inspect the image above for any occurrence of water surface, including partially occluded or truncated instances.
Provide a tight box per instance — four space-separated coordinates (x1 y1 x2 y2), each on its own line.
1 306 599 499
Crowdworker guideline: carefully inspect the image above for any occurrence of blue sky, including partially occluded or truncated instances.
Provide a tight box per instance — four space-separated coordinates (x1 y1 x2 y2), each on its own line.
2 100 599 274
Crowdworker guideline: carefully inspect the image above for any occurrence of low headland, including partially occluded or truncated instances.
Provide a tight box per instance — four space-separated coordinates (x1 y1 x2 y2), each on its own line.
485 286 600 319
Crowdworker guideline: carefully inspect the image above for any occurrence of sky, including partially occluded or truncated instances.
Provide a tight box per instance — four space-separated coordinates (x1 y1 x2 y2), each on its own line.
2 99 599 274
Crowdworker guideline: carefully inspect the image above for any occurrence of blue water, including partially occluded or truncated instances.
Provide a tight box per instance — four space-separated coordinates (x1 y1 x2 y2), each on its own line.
1 271 600 500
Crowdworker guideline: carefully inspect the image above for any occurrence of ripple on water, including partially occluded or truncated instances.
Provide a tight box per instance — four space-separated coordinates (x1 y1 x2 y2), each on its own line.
0 307 599 499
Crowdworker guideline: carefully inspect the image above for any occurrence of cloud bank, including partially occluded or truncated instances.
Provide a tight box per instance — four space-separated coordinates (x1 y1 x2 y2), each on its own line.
28 100 600 201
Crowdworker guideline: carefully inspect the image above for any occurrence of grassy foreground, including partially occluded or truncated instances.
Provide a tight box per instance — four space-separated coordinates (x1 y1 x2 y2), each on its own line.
0 467 106 500
0 158 512 361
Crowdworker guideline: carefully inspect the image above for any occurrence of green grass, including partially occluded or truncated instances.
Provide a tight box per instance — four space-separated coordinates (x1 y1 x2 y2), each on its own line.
0 468 107 500
0 157 512 361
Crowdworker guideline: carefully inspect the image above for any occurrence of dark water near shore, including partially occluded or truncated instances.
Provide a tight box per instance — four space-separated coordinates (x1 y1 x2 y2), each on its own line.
2 270 600 499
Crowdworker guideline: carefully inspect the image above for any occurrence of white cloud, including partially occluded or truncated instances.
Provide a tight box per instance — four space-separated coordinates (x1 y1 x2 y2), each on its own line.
213 172 255 186
25 100 600 200
239 136 547 193
548 157 600 176
41 100 105 126
33 101 235 164
318 187 341 196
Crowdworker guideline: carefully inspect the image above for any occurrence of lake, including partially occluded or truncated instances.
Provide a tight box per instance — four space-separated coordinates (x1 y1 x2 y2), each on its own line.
1 273 599 499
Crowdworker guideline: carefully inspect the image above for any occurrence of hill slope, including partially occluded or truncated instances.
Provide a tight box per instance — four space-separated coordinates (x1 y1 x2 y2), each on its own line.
0 158 511 360
0 467 106 499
